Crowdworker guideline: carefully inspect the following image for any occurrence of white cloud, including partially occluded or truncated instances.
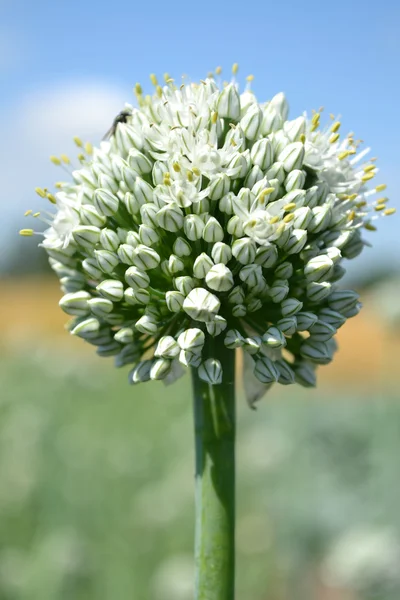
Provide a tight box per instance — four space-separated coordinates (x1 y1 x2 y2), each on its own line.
0 81 127 268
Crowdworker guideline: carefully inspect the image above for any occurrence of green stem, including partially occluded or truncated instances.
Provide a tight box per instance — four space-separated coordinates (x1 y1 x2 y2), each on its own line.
191 336 236 600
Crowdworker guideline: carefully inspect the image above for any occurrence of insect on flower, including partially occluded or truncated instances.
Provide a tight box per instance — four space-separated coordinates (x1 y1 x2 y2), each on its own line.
102 108 132 141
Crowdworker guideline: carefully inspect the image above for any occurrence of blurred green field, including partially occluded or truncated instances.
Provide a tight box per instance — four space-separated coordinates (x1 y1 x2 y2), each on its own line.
1 340 400 600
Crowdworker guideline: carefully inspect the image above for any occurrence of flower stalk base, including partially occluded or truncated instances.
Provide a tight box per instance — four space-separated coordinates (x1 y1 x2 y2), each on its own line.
192 337 236 600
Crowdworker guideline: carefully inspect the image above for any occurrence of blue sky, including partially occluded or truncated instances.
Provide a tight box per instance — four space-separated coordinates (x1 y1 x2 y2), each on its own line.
1 0 399 272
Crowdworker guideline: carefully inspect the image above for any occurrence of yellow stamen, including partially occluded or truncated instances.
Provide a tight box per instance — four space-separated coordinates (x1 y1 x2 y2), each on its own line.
215 66 222 75
347 210 356 221
361 173 375 182
50 156 61 165
338 151 350 160
356 201 367 208
61 154 70 164
33 212 40 218
232 63 239 75
172 162 181 173
135 83 142 95
35 187 46 198
376 183 387 192
348 194 358 201
55 182 63 189
187 170 194 182
377 197 387 204
284 203 296 212
364 223 377 231
329 113 335 120
211 111 218 124
375 204 385 211
73 136 83 147
269 216 279 224
329 133 340 144
46 193 56 204
163 73 170 82
364 164 375 173
246 74 254 82
77 153 85 162
384 208 396 216
156 85 162 98
84 142 93 155
19 229 34 236
331 121 341 133
258 188 275 203
24 210 33 216
150 73 158 86
192 167 201 176
300 133 306 143
230 139 237 147
283 213 295 223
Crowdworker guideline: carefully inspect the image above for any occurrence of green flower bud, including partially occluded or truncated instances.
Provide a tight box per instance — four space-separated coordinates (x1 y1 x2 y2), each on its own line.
173 237 192 257
132 245 161 270
135 314 158 334
262 326 287 349
300 339 333 365
193 253 214 279
178 328 205 353
243 336 261 355
71 317 100 339
318 308 346 329
308 205 332 233
285 169 306 192
96 279 124 302
174 276 198 295
209 173 230 200
254 243 279 268
283 229 308 255
132 176 153 205
219 192 235 215
80 204 106 228
241 103 262 140
261 105 283 136
98 173 118 194
203 217 224 243
217 84 241 120
304 255 334 283
154 336 180 358
206 315 227 336
183 287 221 322
129 360 152 384
114 327 134 344
292 206 312 230
139 224 160 246
278 142 305 172
266 162 285 184
227 215 244 237
245 165 264 189
254 356 279 383
250 138 273 170
274 261 293 279
211 242 232 265
59 291 91 316
87 297 113 317
82 257 102 279
307 281 332 302
128 149 152 174
100 228 120 252
323 229 354 250
95 249 119 273
328 290 360 313
269 279 289 303
117 243 137 265
205 263 234 292
309 320 336 342
94 188 119 216
198 359 223 385
281 297 303 317
341 302 362 319
227 151 251 179
184 214 204 240
277 316 297 335
294 362 316 387
284 116 306 142
275 360 295 385
304 185 320 208
232 304 247 317
96 341 122 357
232 237 257 265
166 290 185 312
156 203 184 232
125 266 150 289
150 358 172 380
72 225 101 248
295 311 318 331
224 329 244 349
228 286 245 305
247 298 263 312
239 264 263 288
179 349 202 367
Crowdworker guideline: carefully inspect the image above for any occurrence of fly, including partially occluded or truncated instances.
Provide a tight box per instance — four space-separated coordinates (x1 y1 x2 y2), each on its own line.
102 109 132 141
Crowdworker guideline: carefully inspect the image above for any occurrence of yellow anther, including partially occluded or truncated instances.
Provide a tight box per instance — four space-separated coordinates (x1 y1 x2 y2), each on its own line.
258 188 275 203
192 167 201 176
55 182 63 189
163 73 170 83
246 74 254 82
348 194 358 201
356 201 367 208
232 63 239 75
338 151 350 160
172 162 181 172
207 72 214 79
73 136 83 147
230 138 237 147
311 113 320 125
46 193 56 204
269 216 280 224
374 204 386 211
364 164 375 173
337 193 349 200
135 83 143 95
33 212 40 218
35 187 46 198
329 133 340 144
84 142 93 155
318 106 324 113
215 66 222 75
329 113 335 120
376 183 387 192
19 229 34 236
77 153 85 162
331 121 341 133
247 219 257 227
384 208 396 216
24 210 33 216
283 213 295 223
150 73 158 86
50 155 61 165
361 172 375 182
276 223 286 235
347 210 356 221
211 111 218 124
300 133 306 143
348 149 357 155
156 85 163 98
284 203 296 211
364 223 377 231
377 197 387 204
60 154 70 164
187 170 194 182
370 157 377 161
166 78 174 84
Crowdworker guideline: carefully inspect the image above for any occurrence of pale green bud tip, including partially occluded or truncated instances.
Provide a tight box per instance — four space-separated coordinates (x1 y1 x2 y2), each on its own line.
198 359 223 385
183 288 221 322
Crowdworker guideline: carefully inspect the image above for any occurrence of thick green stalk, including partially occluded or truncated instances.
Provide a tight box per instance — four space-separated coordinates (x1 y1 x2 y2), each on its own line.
191 336 236 600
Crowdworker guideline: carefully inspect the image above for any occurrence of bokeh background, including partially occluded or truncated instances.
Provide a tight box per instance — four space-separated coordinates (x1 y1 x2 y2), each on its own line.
1 1 400 598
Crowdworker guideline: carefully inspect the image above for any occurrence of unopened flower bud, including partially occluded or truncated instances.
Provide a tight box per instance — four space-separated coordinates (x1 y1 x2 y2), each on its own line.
281 297 303 317
245 165 264 189
209 173 230 200
179 349 202 367
73 225 101 248
254 243 278 268
328 290 360 313
80 204 106 228
198 359 223 385
274 261 293 279
285 169 306 192
232 304 247 317
98 173 118 194
283 229 308 255
125 266 150 289
71 317 100 339
135 314 158 334
206 263 234 291
277 316 297 335
294 362 316 387
129 360 152 384
166 291 185 312
184 214 204 240
250 138 273 170
309 320 336 342
227 215 244 237
211 242 232 265
304 255 334 283
183 287 221 322
284 116 306 142
114 327 134 344
239 264 263 287
219 192 235 215
156 204 183 232
206 315 227 337
243 337 261 354
178 328 205 353
269 279 290 303
94 188 119 216
87 297 113 318
300 339 333 365
174 276 197 295
307 281 332 302
96 279 124 301
173 237 192 257
128 149 152 174
95 249 119 273
154 336 180 358
117 243 137 265
275 360 295 385
82 257 102 279
217 84 241 120
232 237 257 265
203 217 224 243
308 205 332 233
100 228 120 252
254 356 279 383
59 291 91 316
241 103 262 140
278 142 305 172
263 326 287 349
131 245 160 270
193 253 214 278
228 285 245 305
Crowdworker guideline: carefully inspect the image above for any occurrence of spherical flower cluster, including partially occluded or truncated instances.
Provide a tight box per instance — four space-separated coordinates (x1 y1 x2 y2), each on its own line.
22 66 394 403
